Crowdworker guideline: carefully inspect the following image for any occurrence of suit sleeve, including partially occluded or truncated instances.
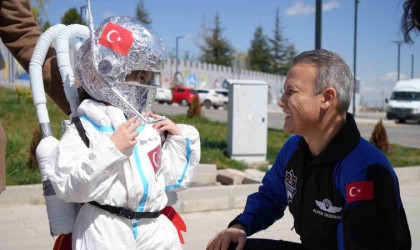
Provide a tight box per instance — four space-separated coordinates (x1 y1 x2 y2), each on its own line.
160 124 200 192
0 0 70 114
341 165 411 250
231 151 289 236
45 124 127 203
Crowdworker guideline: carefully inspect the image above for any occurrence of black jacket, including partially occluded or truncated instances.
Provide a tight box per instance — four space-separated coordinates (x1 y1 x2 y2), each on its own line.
233 114 411 249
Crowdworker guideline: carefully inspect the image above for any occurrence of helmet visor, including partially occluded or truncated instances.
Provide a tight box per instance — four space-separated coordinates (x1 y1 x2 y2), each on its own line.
112 70 159 120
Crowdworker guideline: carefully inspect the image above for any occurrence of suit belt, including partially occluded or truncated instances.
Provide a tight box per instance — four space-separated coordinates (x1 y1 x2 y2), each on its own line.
89 201 161 220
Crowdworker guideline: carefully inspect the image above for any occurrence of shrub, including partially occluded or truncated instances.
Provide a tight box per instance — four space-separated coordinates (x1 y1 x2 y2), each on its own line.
28 126 42 168
6 133 41 185
369 119 391 153
15 87 32 100
187 96 201 118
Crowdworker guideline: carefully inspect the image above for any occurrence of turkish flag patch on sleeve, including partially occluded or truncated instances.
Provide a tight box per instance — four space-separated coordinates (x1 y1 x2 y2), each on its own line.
346 181 374 203
98 22 134 56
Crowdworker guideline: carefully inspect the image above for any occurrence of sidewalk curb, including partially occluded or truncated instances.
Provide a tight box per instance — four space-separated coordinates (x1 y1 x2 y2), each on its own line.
0 184 44 206
1 166 419 212
394 166 420 183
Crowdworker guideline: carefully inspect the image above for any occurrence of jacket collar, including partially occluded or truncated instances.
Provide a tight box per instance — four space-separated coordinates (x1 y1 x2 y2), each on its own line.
298 113 360 164
78 99 126 129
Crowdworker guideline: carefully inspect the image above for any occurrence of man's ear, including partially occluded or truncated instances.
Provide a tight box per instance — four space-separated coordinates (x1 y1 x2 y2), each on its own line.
321 87 336 107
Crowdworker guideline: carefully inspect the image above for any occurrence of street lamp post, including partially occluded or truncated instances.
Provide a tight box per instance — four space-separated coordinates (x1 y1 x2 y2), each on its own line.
315 0 322 49
175 36 184 74
393 41 402 81
80 5 87 22
352 0 359 115
411 54 414 79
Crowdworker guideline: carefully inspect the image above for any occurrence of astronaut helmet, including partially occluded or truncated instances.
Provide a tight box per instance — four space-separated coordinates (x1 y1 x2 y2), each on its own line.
75 15 167 120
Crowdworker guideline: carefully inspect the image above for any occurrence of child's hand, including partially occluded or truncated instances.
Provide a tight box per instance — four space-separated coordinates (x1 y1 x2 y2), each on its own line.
151 114 181 135
110 116 142 152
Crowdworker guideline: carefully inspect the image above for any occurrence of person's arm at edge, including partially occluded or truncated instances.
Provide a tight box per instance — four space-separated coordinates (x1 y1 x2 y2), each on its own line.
207 136 298 250
228 151 289 236
0 0 70 114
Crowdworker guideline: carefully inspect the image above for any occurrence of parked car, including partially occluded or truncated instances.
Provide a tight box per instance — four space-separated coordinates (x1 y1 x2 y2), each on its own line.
171 86 199 106
155 86 172 104
214 88 229 109
195 88 225 109
386 78 420 123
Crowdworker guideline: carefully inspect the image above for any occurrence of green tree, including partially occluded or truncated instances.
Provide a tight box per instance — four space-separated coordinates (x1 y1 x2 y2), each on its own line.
29 0 50 30
183 51 190 61
283 44 297 72
270 8 286 75
135 0 151 24
247 26 272 73
41 21 51 32
31 7 41 25
29 0 49 22
269 8 297 75
61 7 86 25
200 13 234 67
29 0 49 15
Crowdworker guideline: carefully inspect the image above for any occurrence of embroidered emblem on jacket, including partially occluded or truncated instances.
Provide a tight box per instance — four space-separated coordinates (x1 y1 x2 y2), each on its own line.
313 199 342 220
346 181 374 203
285 170 297 203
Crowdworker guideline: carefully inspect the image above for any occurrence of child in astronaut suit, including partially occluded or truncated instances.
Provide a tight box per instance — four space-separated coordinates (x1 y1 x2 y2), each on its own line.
46 16 200 250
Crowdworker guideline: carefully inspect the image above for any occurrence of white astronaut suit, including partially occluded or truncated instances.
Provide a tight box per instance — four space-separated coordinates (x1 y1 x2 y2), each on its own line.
45 15 200 250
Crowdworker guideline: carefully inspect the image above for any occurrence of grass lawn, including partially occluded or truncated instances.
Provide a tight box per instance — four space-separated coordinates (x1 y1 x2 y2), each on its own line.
1 87 419 186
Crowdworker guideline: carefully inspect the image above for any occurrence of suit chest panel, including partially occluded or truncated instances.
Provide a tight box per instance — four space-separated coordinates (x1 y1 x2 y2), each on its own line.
134 125 163 176
285 151 343 242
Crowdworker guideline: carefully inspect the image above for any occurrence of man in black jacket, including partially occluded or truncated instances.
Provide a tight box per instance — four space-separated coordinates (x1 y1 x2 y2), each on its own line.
207 49 411 250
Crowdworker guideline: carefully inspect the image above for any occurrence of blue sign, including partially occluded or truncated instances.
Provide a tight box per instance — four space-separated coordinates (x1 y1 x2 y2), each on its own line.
187 74 198 87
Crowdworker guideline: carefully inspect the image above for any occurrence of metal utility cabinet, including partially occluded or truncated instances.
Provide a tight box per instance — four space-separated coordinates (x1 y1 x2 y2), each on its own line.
227 79 267 163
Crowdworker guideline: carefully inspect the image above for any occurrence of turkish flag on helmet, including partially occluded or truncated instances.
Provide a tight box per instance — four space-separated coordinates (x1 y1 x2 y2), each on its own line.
346 181 374 203
98 22 134 56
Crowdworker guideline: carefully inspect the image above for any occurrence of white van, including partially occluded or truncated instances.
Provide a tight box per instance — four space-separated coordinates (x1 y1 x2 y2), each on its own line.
386 78 420 123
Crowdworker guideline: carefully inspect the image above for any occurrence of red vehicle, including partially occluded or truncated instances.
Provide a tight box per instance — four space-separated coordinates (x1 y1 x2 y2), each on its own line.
170 86 199 106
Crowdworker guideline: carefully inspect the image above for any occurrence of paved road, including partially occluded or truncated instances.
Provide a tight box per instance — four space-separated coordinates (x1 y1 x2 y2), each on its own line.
154 103 420 149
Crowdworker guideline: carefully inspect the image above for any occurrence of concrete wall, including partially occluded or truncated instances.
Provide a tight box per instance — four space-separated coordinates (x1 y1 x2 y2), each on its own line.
159 57 286 106
159 57 361 113
0 41 29 87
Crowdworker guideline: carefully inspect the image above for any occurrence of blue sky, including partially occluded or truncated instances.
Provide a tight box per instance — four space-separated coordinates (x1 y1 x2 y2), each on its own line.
42 0 420 107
